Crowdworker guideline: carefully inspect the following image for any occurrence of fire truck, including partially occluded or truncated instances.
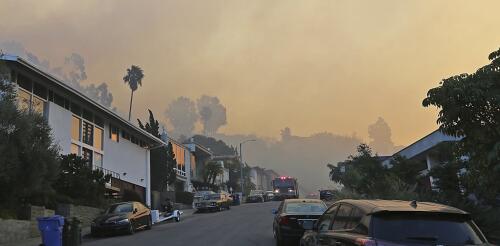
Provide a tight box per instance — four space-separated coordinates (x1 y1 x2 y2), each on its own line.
271 176 299 200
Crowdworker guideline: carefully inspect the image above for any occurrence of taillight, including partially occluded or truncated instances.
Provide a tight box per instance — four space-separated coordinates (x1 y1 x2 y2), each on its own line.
355 238 376 246
279 216 289 225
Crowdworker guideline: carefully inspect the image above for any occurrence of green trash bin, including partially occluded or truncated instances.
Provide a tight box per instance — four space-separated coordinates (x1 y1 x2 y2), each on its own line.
62 217 81 246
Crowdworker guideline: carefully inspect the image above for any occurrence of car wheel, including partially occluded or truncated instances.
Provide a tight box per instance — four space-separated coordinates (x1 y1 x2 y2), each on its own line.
128 222 135 235
175 213 181 222
275 234 284 246
146 216 152 230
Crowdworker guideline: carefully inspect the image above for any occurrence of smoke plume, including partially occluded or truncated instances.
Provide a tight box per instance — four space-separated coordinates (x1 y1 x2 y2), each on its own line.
368 117 401 155
165 96 198 137
0 41 114 108
197 95 227 135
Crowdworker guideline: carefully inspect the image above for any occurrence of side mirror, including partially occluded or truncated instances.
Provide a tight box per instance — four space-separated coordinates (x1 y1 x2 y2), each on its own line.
133 208 138 214
271 208 278 214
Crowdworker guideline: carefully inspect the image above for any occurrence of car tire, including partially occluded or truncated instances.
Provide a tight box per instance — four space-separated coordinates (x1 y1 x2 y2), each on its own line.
175 213 181 222
146 216 152 230
275 234 284 246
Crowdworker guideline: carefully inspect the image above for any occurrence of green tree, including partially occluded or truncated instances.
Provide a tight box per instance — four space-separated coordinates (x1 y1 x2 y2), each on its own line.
138 110 176 190
0 62 60 208
423 47 500 205
53 154 111 206
203 161 223 185
123 65 144 121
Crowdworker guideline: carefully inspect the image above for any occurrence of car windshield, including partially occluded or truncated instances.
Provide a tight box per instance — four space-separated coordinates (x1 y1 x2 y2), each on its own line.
285 202 326 213
210 194 221 200
372 213 486 245
107 203 133 214
250 191 263 195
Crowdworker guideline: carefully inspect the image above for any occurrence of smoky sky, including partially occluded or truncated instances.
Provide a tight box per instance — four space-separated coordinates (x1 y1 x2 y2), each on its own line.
0 41 114 108
1 0 500 146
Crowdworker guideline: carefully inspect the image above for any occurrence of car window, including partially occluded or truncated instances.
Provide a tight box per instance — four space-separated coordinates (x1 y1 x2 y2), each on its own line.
372 213 486 245
285 202 327 213
107 203 133 214
346 207 368 234
277 201 285 213
331 204 353 230
317 205 338 232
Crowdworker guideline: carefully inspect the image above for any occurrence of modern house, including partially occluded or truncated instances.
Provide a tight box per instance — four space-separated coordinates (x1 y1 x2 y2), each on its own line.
184 140 213 184
160 131 195 192
382 129 461 189
1 54 165 206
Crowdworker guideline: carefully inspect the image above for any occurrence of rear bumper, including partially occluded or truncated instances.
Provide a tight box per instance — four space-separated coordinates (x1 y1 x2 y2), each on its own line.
279 225 304 239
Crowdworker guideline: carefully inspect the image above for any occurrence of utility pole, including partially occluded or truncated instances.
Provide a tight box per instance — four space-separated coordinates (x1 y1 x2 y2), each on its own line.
239 139 256 196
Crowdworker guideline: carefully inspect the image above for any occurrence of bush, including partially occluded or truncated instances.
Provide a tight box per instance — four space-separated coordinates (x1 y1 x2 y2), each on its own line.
175 191 194 205
122 189 144 203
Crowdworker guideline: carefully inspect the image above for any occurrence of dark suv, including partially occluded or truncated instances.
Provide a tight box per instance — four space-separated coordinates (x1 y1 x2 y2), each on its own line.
301 199 490 246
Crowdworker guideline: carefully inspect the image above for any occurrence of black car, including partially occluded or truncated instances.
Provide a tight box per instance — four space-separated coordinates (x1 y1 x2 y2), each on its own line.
301 199 490 246
273 199 327 246
319 190 334 201
247 190 265 203
91 201 152 236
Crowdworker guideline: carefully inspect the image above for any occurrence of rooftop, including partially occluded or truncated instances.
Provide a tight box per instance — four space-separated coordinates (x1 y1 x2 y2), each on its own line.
1 54 164 146
338 199 468 215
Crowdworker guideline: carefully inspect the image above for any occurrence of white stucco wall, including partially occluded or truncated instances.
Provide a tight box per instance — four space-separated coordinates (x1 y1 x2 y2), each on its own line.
103 124 148 188
46 102 72 154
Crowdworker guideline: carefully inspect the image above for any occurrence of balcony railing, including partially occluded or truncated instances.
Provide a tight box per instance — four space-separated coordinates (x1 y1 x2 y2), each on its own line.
93 165 121 179
174 168 186 177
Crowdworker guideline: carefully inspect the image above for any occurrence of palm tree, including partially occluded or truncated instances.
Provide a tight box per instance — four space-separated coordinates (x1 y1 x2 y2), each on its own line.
123 65 144 121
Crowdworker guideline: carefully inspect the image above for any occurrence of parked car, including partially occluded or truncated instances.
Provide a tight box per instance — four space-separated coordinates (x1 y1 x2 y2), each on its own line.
91 201 151 236
300 199 490 246
247 190 265 203
264 191 276 202
194 191 232 212
192 190 216 209
272 199 327 246
319 190 334 201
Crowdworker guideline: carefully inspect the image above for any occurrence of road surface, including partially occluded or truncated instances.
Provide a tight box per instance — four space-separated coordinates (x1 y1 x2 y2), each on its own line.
85 201 282 246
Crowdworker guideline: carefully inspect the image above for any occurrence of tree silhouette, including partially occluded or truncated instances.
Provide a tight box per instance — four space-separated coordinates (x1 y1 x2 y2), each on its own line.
123 65 144 121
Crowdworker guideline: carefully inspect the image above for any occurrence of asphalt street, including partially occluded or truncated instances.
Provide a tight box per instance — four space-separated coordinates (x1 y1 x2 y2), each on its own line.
84 201 283 246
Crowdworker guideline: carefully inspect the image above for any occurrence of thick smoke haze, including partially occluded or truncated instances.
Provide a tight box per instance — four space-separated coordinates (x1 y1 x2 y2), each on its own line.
368 117 403 155
197 95 227 135
0 41 114 108
165 96 199 137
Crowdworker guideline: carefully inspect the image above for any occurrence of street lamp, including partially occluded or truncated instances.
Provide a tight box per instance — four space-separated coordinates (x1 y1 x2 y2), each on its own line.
239 139 256 196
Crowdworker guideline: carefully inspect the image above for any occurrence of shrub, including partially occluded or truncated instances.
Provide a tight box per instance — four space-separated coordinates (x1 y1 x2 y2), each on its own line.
122 189 144 203
175 191 194 205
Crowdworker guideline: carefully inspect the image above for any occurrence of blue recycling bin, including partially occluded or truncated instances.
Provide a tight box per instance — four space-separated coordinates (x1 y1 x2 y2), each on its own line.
37 215 65 246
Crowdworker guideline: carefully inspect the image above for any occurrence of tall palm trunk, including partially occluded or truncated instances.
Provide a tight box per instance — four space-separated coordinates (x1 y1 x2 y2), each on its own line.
128 90 134 121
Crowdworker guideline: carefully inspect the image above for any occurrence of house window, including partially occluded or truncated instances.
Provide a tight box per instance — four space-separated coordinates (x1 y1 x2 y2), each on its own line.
17 89 31 112
32 96 44 114
122 130 130 140
110 125 119 142
71 116 81 141
94 127 103 150
82 147 93 166
82 121 94 146
94 116 104 128
82 109 93 122
71 144 80 155
94 152 103 167
17 74 32 91
71 103 81 116
33 82 47 99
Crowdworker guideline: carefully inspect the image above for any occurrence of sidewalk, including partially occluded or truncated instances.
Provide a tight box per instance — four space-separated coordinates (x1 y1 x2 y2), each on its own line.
1 209 195 246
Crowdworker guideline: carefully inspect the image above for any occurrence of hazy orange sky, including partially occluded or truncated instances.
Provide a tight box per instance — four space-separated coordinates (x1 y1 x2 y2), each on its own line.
2 0 500 146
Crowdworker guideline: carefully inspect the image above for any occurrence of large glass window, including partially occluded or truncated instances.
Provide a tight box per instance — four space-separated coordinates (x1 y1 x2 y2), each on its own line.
71 116 81 141
17 89 31 112
33 82 47 99
32 96 44 115
94 127 103 150
17 74 32 91
110 125 119 142
82 147 93 166
94 152 103 167
82 121 94 146
71 144 80 155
